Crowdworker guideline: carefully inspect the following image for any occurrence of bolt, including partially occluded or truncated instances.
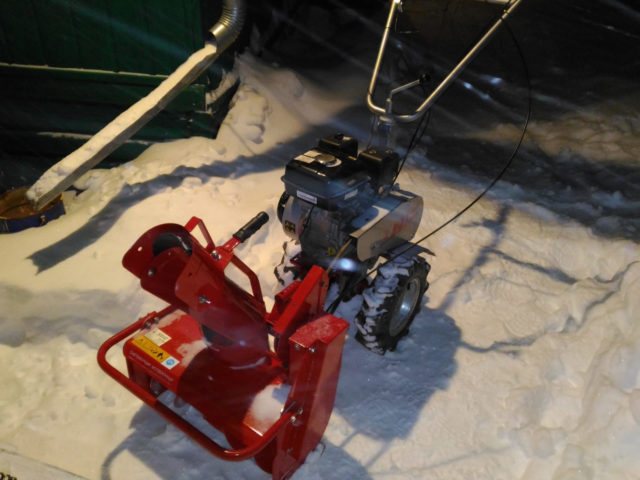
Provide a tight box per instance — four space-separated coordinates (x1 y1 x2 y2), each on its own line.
309 346 316 354
147 267 156 277
290 414 304 427
198 295 212 305
211 251 221 260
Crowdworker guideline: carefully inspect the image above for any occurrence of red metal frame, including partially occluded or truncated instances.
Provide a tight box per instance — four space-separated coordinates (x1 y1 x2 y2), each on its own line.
98 216 349 479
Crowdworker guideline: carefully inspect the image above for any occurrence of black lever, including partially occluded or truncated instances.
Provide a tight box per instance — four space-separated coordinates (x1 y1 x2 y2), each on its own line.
233 211 269 242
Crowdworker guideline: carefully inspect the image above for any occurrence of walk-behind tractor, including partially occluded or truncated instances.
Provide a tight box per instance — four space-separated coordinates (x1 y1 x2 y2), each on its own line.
275 133 430 353
98 134 430 479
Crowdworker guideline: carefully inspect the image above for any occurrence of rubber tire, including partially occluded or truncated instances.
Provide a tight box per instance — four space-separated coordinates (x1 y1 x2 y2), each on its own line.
355 255 429 354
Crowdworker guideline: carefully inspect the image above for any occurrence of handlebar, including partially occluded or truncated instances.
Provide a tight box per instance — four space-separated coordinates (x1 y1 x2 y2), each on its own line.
233 211 269 242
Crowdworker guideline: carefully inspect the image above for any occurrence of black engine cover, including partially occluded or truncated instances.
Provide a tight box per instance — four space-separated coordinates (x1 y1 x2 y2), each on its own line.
282 134 400 211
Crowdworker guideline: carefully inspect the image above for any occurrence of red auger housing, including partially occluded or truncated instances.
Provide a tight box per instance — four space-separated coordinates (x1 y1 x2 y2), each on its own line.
98 213 349 479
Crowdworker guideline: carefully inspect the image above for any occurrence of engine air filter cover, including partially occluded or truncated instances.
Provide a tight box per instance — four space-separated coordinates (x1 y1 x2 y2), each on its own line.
282 149 370 211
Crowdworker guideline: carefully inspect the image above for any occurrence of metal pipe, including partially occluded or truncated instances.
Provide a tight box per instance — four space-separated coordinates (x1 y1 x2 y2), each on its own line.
367 0 524 123
208 0 247 52
367 0 403 116
388 78 423 107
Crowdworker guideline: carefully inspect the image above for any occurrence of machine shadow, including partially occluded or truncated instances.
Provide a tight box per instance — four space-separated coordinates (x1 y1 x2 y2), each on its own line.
329 203 578 468
100 408 219 480
415 134 640 243
434 203 608 359
334 305 461 446
99 405 374 480
323 211 513 453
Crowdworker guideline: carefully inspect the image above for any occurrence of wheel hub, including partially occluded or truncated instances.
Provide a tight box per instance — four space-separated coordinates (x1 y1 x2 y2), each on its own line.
389 277 421 337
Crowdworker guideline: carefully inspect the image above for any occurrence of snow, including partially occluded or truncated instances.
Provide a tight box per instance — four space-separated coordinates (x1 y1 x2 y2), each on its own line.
2 25 640 480
0 449 85 480
471 99 640 165
246 384 291 432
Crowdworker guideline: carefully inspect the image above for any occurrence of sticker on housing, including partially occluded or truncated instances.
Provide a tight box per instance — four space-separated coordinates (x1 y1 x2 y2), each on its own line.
145 328 171 346
297 190 317 204
132 335 180 370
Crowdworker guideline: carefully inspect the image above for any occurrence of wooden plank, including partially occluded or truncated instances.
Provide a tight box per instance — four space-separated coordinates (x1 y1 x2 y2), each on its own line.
0 78 204 111
0 0 211 72
100 0 123 72
0 131 150 165
1 0 46 65
32 0 80 68
0 100 204 139
185 0 205 52
136 0 158 74
0 10 11 63
70 0 118 71
0 62 203 86
144 0 190 75
106 0 150 73
141 0 164 75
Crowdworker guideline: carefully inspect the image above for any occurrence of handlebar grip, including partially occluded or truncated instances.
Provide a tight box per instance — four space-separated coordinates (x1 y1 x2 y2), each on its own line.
233 211 269 242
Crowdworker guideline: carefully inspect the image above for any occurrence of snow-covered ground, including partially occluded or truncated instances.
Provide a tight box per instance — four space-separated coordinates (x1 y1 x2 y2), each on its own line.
1 13 639 480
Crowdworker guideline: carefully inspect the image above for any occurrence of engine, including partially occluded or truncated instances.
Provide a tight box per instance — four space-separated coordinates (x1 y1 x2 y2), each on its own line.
277 134 423 268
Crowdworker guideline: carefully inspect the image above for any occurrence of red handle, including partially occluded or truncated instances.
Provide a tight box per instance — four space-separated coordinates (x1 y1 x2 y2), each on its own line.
97 317 294 461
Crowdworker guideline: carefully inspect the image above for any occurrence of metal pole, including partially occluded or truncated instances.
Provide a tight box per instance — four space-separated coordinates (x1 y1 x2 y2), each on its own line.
367 0 524 123
367 0 403 117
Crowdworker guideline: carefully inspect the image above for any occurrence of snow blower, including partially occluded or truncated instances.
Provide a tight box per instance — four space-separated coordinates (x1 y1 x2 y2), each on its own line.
98 132 431 478
98 212 349 479
96 0 528 472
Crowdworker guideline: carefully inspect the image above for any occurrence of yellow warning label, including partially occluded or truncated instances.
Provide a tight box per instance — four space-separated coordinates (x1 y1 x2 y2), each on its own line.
132 335 179 369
